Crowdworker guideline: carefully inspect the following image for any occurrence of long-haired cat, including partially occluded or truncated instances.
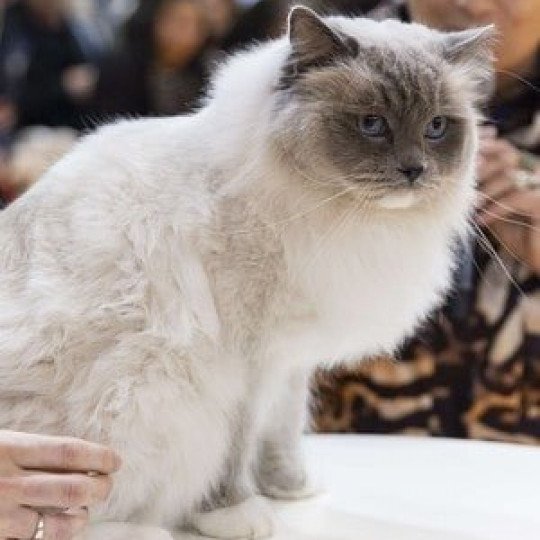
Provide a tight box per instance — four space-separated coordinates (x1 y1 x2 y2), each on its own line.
0 6 493 539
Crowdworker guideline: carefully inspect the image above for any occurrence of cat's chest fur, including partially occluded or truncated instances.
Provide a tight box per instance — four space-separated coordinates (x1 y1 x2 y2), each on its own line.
267 214 456 367
205 194 457 369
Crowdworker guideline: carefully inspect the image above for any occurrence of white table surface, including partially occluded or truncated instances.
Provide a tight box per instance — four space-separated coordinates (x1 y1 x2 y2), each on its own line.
174 434 540 540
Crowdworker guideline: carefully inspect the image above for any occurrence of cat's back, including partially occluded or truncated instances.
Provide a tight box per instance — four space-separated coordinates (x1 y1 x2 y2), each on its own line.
0 113 223 329
31 114 213 223
1 114 215 263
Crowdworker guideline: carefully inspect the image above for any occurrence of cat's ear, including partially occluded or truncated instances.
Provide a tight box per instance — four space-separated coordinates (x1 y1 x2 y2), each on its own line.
443 25 496 65
280 6 358 89
441 25 496 98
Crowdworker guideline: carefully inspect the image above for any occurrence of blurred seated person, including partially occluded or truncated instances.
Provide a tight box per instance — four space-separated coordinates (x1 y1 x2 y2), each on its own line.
0 126 77 208
0 155 16 209
202 0 237 44
8 126 77 192
305 0 382 16
68 0 139 62
315 0 540 444
0 0 98 131
95 0 210 117
211 0 289 52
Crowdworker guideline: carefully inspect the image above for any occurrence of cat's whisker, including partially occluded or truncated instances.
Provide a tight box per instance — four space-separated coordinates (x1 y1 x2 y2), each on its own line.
463 229 499 293
290 204 358 286
277 144 381 190
476 191 538 220
477 207 540 234
496 69 540 95
290 187 379 285
469 248 490 287
219 160 396 238
469 219 525 298
221 185 358 237
477 219 529 267
271 187 358 229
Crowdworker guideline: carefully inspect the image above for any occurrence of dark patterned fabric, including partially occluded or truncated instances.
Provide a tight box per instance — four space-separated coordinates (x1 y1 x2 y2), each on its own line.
313 2 540 444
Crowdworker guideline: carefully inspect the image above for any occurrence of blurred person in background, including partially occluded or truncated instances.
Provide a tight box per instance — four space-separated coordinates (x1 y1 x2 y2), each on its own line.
96 0 290 118
0 0 98 132
70 0 139 61
96 0 210 117
0 125 77 208
7 125 77 191
0 156 16 208
215 0 289 52
304 0 381 16
315 0 540 444
202 0 237 42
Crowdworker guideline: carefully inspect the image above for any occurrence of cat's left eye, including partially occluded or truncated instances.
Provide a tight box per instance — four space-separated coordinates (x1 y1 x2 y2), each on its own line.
425 116 448 140
359 115 388 138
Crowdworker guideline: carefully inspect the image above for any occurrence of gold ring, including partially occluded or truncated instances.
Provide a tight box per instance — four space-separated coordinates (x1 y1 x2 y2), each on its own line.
33 514 45 540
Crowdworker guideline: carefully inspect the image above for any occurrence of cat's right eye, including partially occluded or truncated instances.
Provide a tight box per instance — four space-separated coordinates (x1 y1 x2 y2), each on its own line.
359 115 388 138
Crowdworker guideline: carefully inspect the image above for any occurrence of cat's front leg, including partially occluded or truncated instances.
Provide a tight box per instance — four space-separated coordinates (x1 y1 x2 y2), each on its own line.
189 496 274 540
256 368 319 500
189 404 275 539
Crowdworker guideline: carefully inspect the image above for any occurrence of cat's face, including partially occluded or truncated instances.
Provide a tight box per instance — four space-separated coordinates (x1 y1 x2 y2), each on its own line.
272 7 494 211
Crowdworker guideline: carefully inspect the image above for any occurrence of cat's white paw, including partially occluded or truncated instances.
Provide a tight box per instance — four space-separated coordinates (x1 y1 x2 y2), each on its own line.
190 497 275 539
257 461 322 501
260 475 321 501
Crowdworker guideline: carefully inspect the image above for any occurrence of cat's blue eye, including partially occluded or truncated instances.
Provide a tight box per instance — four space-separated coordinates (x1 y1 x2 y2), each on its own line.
425 116 448 140
359 115 388 138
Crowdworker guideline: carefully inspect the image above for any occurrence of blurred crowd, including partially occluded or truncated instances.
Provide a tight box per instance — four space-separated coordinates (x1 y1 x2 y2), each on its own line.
0 0 539 446
0 0 378 205
0 0 281 203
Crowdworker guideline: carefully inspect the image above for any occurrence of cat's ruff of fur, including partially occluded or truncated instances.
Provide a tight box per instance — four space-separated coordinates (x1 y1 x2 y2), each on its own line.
0 8 491 540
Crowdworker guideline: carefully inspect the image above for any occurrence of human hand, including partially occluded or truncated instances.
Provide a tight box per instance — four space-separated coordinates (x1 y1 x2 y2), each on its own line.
0 430 121 540
476 127 540 272
477 125 520 198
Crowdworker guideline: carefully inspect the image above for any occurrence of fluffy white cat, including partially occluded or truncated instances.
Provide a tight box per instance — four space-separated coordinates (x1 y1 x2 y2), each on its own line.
0 6 492 539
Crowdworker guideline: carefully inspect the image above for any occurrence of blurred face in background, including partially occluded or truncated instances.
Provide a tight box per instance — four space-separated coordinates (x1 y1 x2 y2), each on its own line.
26 0 68 25
153 0 209 69
201 0 236 39
408 0 540 77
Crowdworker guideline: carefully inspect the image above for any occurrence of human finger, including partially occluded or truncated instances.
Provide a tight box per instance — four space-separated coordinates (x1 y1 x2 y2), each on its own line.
40 507 89 540
478 173 516 202
7 433 121 474
479 137 517 158
477 156 512 183
477 152 519 184
0 504 40 538
477 190 540 227
14 473 112 508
